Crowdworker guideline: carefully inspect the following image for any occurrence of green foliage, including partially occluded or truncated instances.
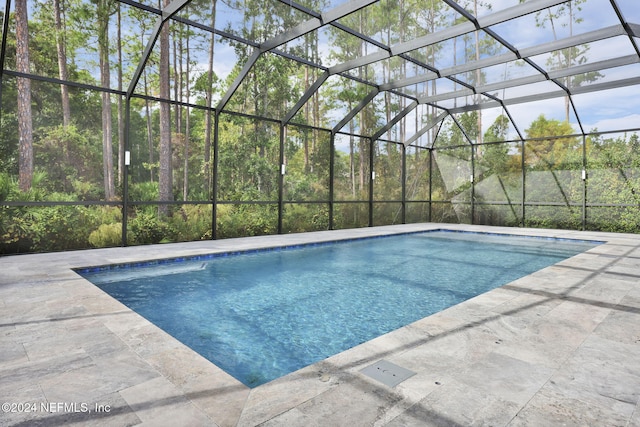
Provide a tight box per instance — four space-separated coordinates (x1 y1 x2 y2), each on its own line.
169 205 212 242
216 204 277 238
71 179 102 201
0 173 12 202
129 182 159 202
1 204 99 253
523 115 579 168
333 203 369 230
484 115 510 143
128 212 174 245
34 125 102 196
282 204 329 233
88 223 124 248
85 206 125 249
1 172 103 253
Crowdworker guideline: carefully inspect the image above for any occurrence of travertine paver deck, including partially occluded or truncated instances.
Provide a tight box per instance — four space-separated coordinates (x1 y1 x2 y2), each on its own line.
1 223 639 426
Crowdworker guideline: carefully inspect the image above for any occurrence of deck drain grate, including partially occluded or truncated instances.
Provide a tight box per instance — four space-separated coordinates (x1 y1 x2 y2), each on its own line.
360 359 416 388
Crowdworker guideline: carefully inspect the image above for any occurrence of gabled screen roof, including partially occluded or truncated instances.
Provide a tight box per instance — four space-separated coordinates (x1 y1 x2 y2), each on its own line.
80 0 640 144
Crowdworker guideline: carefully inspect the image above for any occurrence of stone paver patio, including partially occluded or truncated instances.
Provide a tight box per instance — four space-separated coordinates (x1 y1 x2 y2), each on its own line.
1 223 639 426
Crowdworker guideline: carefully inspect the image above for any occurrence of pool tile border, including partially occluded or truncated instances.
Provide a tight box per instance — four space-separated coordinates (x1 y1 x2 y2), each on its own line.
73 228 605 274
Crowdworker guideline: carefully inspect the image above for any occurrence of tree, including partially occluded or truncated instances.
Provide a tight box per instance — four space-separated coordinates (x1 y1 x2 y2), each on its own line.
523 114 578 168
158 0 173 216
95 0 116 201
481 115 513 175
53 0 71 127
326 7 382 199
484 114 510 143
15 0 33 192
218 0 309 202
116 2 124 186
203 0 217 196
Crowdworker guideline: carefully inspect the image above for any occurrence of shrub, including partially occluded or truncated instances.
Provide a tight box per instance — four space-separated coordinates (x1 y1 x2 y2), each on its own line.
88 223 125 248
216 204 277 238
3 204 98 252
169 205 212 242
128 211 173 244
0 173 12 201
129 182 159 202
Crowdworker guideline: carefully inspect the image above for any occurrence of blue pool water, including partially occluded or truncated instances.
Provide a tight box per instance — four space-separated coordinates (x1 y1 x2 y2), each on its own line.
78 231 600 387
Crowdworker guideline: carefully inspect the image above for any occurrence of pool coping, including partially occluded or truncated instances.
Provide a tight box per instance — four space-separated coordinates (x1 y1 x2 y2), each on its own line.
1 223 639 426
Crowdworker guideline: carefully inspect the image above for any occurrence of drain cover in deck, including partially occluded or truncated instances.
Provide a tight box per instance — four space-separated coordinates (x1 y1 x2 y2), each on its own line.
360 359 416 387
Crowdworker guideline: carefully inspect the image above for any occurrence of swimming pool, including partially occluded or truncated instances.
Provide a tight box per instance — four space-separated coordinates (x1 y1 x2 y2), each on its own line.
77 230 600 387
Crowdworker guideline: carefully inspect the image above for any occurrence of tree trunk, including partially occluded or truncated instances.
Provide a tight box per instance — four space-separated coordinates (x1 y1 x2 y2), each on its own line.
174 28 183 198
303 62 310 170
203 0 217 196
183 33 190 201
53 0 71 127
173 29 181 137
312 33 319 174
15 0 33 192
141 25 154 183
158 0 173 216
117 3 125 186
350 125 355 198
474 0 483 147
98 0 115 201
143 70 154 183
358 13 365 193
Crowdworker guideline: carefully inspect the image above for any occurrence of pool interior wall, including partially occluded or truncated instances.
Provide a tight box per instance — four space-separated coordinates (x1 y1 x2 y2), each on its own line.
1 223 639 427
74 229 604 274
76 230 602 388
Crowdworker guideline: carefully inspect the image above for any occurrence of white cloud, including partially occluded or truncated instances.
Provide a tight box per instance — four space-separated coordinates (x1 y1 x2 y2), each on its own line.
584 114 640 134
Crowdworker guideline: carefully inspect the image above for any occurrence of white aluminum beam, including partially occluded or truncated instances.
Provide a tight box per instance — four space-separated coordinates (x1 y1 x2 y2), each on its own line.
332 88 380 134
569 75 640 95
329 0 568 77
329 50 391 75
447 76 640 114
405 111 449 147
379 72 440 92
477 0 569 28
417 53 639 105
372 101 418 141
283 71 329 124
261 0 379 52
519 25 627 58
547 54 638 80
261 19 322 52
321 0 379 24
222 0 379 115
384 25 627 94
